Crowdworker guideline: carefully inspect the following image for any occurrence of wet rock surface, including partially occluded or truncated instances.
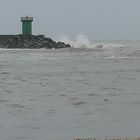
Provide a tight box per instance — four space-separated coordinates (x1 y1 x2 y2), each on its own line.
0 35 71 49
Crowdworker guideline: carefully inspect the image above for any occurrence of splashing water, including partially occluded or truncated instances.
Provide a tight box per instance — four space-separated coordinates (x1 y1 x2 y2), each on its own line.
57 34 125 49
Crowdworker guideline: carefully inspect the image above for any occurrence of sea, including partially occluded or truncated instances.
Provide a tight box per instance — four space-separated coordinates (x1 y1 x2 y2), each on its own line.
0 40 140 140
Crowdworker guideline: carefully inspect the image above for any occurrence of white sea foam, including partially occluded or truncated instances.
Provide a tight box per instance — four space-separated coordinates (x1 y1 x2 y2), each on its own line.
57 34 125 49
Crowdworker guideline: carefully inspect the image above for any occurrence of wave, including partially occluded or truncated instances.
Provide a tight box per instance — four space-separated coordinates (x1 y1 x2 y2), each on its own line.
56 34 126 50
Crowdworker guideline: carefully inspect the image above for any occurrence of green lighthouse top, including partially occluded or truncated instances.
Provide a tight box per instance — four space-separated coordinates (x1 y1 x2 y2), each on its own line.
21 16 33 21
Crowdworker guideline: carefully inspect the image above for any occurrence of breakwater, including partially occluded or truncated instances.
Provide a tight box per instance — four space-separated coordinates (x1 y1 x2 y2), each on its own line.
0 35 71 49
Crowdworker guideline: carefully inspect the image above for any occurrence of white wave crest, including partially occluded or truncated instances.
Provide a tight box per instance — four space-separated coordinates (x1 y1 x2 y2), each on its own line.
56 34 125 49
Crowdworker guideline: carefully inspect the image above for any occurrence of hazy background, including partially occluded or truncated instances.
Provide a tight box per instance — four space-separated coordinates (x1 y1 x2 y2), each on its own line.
0 0 140 40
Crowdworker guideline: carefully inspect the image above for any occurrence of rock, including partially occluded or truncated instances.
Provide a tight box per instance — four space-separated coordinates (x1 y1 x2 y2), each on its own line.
56 42 66 48
0 35 71 49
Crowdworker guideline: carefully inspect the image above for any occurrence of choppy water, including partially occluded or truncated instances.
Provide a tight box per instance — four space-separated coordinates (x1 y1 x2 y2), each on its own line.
0 40 140 140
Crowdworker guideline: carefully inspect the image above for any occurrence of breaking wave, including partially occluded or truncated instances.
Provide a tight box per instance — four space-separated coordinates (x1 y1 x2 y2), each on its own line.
57 34 126 50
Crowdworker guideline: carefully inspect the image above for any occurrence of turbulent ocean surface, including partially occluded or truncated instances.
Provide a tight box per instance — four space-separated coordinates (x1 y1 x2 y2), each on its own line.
0 40 140 140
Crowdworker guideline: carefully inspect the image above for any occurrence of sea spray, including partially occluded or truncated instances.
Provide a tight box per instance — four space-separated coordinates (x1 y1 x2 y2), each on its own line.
56 34 125 49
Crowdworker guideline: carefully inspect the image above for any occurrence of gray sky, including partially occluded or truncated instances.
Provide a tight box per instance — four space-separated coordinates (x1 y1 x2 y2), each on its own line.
0 0 140 39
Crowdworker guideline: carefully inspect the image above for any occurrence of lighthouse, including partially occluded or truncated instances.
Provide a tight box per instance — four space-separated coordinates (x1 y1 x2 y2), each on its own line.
21 16 33 35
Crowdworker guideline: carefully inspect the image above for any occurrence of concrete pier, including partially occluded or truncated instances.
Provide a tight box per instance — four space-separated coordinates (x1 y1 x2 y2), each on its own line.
0 35 15 41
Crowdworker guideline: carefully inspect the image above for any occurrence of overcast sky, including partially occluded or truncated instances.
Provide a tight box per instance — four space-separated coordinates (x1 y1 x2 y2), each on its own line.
0 0 140 40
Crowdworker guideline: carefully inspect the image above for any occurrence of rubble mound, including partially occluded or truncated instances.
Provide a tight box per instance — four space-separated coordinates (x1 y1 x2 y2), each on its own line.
1 35 71 49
